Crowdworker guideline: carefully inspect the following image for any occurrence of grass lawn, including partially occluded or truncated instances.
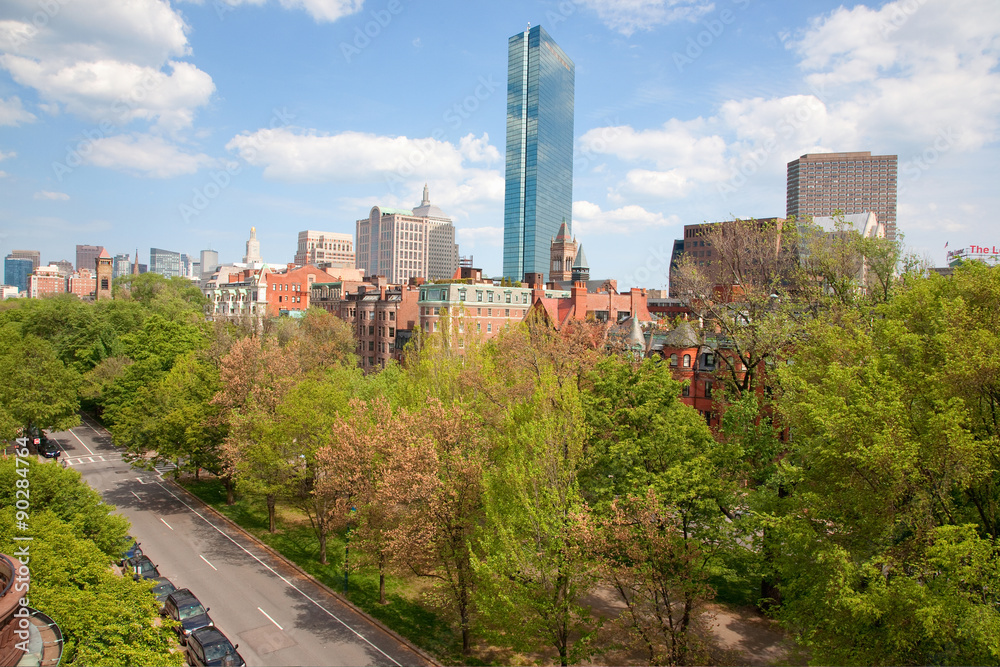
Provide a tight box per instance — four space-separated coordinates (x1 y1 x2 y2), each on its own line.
179 477 466 664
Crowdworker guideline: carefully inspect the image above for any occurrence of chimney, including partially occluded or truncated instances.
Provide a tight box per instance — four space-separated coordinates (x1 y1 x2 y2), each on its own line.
571 281 588 320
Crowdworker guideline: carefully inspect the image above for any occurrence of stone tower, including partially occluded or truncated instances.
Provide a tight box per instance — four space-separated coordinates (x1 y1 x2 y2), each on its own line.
95 247 113 300
548 219 577 283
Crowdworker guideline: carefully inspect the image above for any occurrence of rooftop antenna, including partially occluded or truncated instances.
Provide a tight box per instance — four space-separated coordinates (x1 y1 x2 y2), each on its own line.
527 22 530 31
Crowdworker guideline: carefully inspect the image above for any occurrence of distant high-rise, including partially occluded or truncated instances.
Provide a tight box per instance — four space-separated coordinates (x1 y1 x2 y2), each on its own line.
355 185 459 283
786 151 898 240
200 249 219 281
503 25 575 282
244 227 262 266
150 248 181 278
9 249 40 271
4 255 33 293
76 245 104 272
112 254 131 279
295 231 354 269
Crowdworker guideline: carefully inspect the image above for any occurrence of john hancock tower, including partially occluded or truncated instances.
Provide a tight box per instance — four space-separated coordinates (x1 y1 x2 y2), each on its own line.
503 25 575 283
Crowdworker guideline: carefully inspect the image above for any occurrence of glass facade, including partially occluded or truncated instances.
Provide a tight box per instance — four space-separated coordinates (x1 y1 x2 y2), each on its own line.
150 247 181 278
4 256 33 292
503 25 574 282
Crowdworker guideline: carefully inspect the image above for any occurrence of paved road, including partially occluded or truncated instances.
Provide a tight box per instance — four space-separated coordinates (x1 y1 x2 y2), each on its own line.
47 416 431 667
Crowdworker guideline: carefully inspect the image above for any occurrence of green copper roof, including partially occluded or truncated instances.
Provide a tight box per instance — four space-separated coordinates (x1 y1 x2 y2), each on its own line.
379 207 413 216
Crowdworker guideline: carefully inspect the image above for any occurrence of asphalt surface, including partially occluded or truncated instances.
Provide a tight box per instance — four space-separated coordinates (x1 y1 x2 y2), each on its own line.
46 415 432 667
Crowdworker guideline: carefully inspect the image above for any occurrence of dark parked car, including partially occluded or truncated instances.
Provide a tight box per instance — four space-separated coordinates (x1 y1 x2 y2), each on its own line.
127 555 160 581
38 434 60 458
163 588 213 644
187 627 245 666
148 576 176 613
119 536 142 566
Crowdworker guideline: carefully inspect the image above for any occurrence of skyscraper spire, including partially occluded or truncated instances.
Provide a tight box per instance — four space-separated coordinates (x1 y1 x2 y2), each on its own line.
422 183 430 206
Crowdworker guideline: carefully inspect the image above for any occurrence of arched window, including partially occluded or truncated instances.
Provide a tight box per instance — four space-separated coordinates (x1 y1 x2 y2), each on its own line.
683 354 691 368
670 353 678 367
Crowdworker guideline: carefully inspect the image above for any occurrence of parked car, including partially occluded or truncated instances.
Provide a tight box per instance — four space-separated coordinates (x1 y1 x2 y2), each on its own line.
119 536 143 566
163 589 213 644
127 555 160 581
38 436 61 458
148 576 176 613
187 627 245 666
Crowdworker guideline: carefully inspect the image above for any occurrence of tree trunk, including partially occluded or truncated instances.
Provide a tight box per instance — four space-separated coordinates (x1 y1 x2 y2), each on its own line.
224 477 235 506
318 527 328 565
267 494 277 533
379 571 386 605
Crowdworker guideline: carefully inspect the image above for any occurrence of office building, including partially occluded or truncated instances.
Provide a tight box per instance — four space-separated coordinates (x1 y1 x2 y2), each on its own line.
68 268 97 299
112 254 131 279
149 248 181 278
355 185 459 283
503 24 575 282
786 151 898 240
8 249 40 271
295 231 355 270
75 245 104 272
4 256 33 293
53 260 74 276
200 249 220 282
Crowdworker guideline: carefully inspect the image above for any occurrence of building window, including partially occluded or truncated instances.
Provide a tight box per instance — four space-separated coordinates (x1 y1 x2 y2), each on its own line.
389 327 394 338
505 292 511 303
487 323 492 333
368 326 374 335
670 353 678 367
368 341 374 351
505 309 509 317
682 384 690 397
477 291 483 302
459 290 466 301
683 354 691 368
488 292 494 303
389 312 395 321
487 308 492 317
705 382 712 398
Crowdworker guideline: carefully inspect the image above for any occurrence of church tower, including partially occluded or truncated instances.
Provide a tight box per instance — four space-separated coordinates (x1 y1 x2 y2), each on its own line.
548 219 577 283
95 248 113 300
244 227 262 266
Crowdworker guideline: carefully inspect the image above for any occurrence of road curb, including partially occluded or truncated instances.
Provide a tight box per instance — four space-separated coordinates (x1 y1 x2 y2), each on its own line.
165 478 441 667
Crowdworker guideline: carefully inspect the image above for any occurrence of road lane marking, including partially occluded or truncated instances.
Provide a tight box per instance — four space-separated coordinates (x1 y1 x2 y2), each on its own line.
155 482 403 666
199 555 218 571
159 518 174 530
68 428 95 455
131 491 141 500
258 607 283 630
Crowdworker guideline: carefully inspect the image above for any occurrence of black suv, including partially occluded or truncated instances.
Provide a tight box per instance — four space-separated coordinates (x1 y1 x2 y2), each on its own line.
148 576 176 613
187 627 245 666
127 555 160 581
163 588 213 644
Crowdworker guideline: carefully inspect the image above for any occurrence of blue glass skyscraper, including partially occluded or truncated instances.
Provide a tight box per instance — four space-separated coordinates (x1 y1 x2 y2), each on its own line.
503 25 574 282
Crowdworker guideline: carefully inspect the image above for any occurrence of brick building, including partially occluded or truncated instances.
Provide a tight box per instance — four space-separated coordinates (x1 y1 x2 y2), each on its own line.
266 264 363 317
28 264 65 298
68 268 97 298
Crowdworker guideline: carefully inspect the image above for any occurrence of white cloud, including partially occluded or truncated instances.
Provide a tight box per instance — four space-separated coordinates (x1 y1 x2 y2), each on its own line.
0 171 8 178
81 133 213 178
456 226 503 248
227 128 499 184
0 149 15 161
0 57 214 131
0 96 36 125
0 0 213 130
34 191 70 200
572 200 679 235
577 0 715 36
278 0 363 22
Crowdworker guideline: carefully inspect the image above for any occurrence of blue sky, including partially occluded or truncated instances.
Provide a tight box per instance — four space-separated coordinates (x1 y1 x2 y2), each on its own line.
1 0 998 288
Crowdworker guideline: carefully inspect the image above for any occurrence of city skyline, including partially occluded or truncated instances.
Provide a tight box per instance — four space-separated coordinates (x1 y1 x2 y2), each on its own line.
1 0 998 287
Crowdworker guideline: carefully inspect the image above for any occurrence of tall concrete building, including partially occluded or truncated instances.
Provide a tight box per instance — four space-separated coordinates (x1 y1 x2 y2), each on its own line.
786 151 898 240
200 249 220 281
503 24 575 282
75 245 104 272
355 185 459 283
295 231 354 269
244 227 262 266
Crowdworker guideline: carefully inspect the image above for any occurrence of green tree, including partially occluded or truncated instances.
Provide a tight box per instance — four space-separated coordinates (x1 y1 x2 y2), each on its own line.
0 325 80 439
